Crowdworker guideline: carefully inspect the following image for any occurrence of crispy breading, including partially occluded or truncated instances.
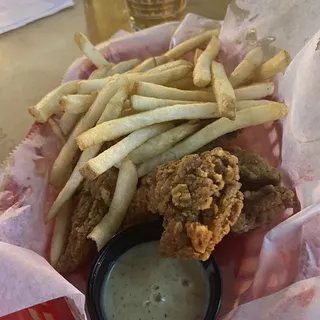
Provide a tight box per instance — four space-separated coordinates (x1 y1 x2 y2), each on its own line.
227 147 281 190
128 148 243 260
56 168 118 273
232 185 295 233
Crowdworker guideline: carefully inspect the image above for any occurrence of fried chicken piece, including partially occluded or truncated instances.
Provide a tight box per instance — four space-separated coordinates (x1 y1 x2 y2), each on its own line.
227 147 281 190
232 185 295 233
128 148 243 260
56 168 118 273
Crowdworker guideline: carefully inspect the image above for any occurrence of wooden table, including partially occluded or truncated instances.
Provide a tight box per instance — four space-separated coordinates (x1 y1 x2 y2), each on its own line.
0 0 231 162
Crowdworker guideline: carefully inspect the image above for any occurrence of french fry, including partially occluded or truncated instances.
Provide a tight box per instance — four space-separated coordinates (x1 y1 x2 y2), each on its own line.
106 58 141 76
74 32 113 69
137 102 288 177
80 123 173 180
50 200 72 267
165 29 219 60
47 87 129 220
77 64 192 94
235 99 273 110
235 82 274 100
229 46 264 87
29 80 78 123
193 35 220 87
89 66 110 80
50 76 127 188
140 65 193 86
77 77 111 94
59 93 96 114
131 55 168 73
211 61 236 120
136 82 215 101
131 95 200 111
168 72 197 90
128 121 201 164
77 103 220 149
131 95 263 112
146 60 191 74
48 118 66 146
60 112 81 136
194 48 203 65
254 50 291 81
88 159 138 251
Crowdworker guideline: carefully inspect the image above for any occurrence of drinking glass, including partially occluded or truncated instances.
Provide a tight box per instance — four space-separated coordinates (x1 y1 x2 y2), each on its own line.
125 0 187 30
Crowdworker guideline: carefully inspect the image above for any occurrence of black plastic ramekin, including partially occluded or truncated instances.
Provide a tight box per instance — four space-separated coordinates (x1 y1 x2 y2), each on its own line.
86 219 222 320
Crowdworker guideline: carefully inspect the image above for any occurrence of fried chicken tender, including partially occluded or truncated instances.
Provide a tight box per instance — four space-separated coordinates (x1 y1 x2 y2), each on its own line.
232 185 295 233
128 148 243 260
56 168 118 273
227 147 281 190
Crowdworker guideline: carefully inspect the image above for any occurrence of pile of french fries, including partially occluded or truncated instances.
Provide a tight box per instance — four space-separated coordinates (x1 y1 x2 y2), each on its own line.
28 31 290 266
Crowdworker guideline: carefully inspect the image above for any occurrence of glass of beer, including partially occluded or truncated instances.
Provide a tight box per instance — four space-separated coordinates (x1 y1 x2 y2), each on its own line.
83 0 133 44
126 0 187 30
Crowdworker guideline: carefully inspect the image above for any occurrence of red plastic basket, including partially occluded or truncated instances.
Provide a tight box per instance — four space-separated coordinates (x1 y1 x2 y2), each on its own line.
2 298 75 320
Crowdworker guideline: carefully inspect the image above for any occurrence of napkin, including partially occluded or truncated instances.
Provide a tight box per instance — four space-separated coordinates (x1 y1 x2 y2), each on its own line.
0 0 74 35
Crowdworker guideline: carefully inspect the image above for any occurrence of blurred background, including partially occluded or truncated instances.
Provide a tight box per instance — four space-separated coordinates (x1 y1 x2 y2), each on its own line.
0 0 231 163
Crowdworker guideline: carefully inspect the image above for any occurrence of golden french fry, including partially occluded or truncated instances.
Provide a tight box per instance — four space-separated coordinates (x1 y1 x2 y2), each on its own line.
229 46 264 87
74 32 113 69
136 81 215 101
146 60 191 74
165 29 219 60
77 77 111 94
254 50 291 81
106 58 141 76
137 102 288 177
50 200 72 267
59 93 96 114
128 121 201 164
50 76 128 188
60 112 82 136
235 99 273 110
130 95 200 111
168 72 197 90
48 118 66 146
211 61 236 120
235 82 274 100
80 123 173 180
77 103 220 149
194 48 203 65
131 55 168 73
77 65 192 94
29 81 78 123
88 159 138 251
47 87 129 220
88 66 110 80
132 65 193 86
193 35 220 87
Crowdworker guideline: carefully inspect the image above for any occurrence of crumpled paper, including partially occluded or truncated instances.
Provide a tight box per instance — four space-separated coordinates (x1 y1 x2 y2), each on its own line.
2 1 320 318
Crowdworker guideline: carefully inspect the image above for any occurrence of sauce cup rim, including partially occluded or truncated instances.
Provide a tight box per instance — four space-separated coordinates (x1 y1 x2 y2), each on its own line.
86 219 222 320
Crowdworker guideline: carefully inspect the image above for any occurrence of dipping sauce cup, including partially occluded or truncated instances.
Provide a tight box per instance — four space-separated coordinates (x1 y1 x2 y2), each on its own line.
86 220 222 320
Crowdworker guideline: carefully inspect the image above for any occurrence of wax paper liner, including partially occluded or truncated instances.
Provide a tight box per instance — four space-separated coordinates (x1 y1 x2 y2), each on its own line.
2 3 320 318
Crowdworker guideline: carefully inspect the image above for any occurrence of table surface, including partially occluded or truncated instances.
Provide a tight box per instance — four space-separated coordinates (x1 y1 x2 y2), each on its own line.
0 0 230 163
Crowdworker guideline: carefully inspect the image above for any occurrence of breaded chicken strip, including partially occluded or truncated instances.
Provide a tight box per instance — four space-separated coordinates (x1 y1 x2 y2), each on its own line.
232 185 295 233
128 148 243 260
56 168 118 273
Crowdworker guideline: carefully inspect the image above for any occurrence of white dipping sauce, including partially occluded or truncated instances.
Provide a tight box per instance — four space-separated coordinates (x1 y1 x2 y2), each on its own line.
100 241 209 320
